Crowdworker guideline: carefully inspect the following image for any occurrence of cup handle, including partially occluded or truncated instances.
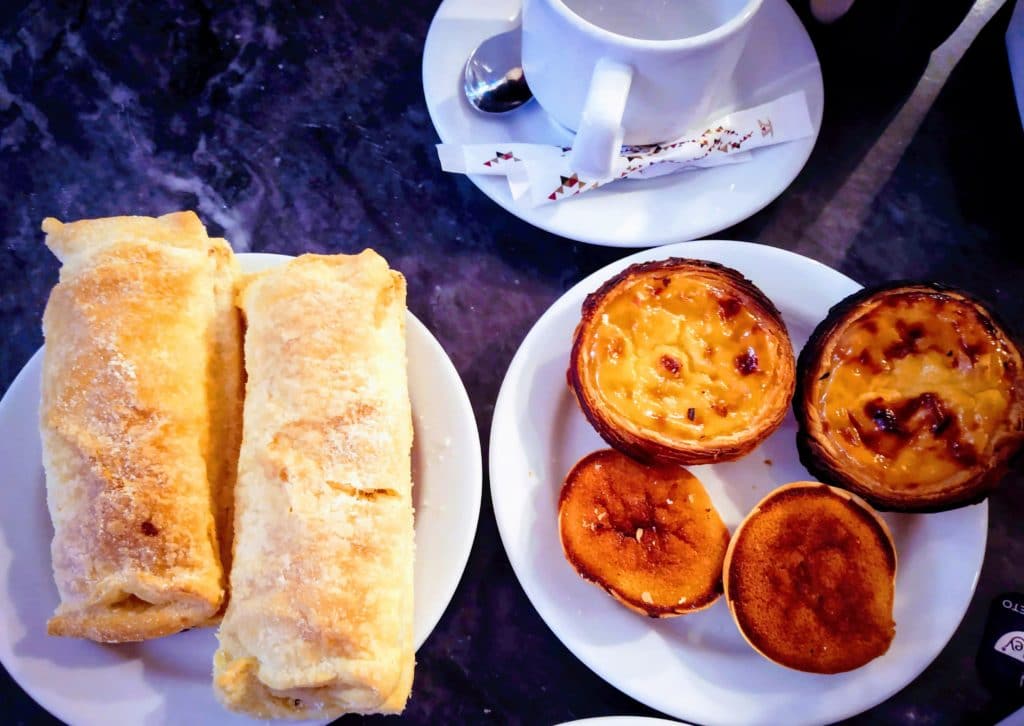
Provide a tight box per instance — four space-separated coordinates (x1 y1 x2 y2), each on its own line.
569 58 633 179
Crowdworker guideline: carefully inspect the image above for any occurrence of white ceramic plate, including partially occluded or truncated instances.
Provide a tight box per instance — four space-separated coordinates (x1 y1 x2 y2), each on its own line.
1009 0 1024 127
490 241 988 726
422 0 823 248
0 252 482 725
556 718 692 726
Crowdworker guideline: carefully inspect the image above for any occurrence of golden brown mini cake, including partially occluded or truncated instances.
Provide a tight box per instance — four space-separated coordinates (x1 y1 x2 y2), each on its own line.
558 449 730 617
569 259 795 465
795 283 1024 512
723 482 896 674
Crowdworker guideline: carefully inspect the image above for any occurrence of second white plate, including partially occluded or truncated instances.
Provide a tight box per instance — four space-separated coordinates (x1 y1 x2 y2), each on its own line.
489 240 987 725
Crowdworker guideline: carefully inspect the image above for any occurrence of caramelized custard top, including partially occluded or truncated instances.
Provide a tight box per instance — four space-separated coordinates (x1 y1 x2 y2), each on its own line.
816 292 1018 492
581 271 789 440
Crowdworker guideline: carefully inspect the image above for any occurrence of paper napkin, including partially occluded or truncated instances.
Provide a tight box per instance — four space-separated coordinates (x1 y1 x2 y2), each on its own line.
438 91 815 206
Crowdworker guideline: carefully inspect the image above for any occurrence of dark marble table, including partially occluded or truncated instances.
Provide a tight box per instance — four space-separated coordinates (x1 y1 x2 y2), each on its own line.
2 1 1022 724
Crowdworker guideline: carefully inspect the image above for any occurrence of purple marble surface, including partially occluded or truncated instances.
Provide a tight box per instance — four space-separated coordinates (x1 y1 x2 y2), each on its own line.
1 1 1022 724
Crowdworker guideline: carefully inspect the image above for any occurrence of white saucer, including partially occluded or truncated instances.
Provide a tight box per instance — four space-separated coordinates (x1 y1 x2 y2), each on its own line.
0 253 483 725
489 241 987 725
423 0 823 247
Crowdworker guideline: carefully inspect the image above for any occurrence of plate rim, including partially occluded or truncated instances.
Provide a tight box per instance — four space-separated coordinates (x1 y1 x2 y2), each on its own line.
422 0 824 248
488 239 988 724
0 251 483 724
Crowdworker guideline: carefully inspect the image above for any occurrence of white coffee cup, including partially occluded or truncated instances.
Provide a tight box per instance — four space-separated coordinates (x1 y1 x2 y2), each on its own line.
522 0 764 178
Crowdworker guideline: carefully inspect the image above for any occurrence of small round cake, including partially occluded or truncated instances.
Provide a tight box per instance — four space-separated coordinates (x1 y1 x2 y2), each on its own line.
795 283 1024 511
558 449 730 617
568 259 795 465
724 482 896 674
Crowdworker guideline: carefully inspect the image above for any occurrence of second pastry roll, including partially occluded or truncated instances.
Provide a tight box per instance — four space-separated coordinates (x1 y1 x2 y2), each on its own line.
214 251 415 718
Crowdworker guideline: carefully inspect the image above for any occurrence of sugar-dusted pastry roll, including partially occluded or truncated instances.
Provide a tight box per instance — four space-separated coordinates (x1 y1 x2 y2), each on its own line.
214 251 414 719
40 211 242 642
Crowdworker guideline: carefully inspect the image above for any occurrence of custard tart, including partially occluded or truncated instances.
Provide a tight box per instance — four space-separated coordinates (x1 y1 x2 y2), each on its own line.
723 482 896 674
558 449 730 617
795 283 1024 512
569 259 796 464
